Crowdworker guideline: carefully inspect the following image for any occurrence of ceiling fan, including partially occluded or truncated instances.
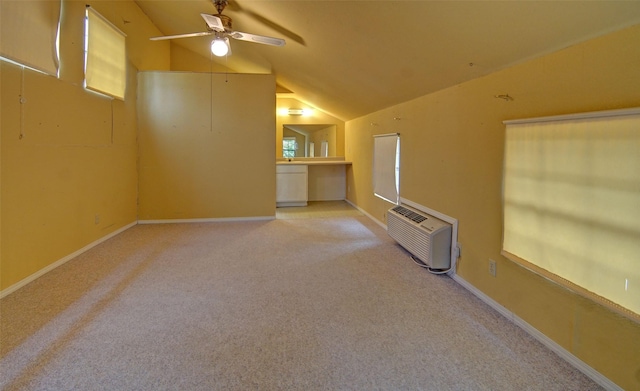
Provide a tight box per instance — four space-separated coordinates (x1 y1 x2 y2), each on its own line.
149 0 285 57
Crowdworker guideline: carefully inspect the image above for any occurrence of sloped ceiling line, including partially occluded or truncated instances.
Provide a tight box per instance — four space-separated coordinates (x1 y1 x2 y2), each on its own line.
135 0 640 121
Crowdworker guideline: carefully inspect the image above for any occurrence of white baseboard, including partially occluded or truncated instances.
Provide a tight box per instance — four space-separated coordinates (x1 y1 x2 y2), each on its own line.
344 199 387 229
1 205 623 390
0 221 137 299
1 216 274 298
450 274 622 391
347 197 621 390
137 216 275 224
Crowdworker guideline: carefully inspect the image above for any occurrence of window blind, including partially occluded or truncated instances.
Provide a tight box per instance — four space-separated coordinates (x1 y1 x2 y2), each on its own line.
373 133 400 204
0 0 61 76
85 7 126 100
502 108 640 318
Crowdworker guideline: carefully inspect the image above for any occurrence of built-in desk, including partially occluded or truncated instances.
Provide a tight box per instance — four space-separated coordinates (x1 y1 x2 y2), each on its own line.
276 160 352 207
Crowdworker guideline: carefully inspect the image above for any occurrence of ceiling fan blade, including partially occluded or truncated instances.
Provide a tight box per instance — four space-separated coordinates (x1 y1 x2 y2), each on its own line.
229 31 285 46
200 13 225 32
150 31 213 41
226 1 305 46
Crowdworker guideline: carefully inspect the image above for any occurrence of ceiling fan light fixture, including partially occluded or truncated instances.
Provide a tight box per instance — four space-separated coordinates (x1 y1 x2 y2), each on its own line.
287 108 313 116
211 38 229 56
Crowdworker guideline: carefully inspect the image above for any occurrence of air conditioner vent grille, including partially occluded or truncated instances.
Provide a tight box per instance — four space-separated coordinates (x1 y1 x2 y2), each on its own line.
391 205 427 224
387 204 452 270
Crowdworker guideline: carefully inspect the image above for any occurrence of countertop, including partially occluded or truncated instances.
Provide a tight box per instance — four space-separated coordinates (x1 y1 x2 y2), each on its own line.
277 160 352 166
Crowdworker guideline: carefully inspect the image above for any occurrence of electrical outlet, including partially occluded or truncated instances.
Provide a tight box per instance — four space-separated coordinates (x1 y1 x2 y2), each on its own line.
489 259 497 277
95 214 100 225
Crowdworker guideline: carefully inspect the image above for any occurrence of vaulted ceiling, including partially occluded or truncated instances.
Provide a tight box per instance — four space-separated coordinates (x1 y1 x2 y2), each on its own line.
135 0 640 121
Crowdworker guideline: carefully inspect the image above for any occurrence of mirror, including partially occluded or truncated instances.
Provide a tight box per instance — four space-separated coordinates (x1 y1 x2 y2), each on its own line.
282 124 337 158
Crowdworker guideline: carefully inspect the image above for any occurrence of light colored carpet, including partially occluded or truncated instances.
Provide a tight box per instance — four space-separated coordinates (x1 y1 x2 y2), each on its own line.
0 207 602 390
276 200 364 219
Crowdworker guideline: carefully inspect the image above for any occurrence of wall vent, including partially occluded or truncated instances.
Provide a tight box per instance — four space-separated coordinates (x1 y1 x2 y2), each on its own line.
387 205 452 270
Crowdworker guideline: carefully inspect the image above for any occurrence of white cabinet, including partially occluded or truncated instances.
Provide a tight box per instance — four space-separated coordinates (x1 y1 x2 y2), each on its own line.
276 164 308 207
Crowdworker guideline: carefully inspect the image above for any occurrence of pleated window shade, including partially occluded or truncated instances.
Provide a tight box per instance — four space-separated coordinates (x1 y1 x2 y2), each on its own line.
85 7 126 100
502 108 640 319
373 133 400 205
0 0 61 76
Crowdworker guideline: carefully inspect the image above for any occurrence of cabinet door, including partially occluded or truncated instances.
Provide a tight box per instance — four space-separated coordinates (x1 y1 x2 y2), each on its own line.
276 173 307 202
276 165 308 204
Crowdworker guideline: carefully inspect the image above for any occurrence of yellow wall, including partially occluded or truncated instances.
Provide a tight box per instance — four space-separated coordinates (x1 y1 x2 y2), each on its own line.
167 50 344 162
137 72 276 220
169 42 235 73
0 0 169 291
276 98 345 158
345 24 640 390
2 1 637 386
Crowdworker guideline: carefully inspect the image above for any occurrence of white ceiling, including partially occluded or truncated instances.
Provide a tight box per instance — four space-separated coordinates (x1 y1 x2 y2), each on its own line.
135 0 640 121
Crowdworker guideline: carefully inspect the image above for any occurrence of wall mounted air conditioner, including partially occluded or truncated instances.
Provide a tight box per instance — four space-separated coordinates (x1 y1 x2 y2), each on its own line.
387 204 452 271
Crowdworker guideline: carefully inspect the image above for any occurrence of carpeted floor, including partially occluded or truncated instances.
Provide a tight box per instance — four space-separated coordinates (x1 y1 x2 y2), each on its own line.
0 203 603 390
276 200 364 219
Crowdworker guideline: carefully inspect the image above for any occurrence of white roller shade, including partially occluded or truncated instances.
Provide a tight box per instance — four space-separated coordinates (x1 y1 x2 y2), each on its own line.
373 133 400 204
503 108 640 317
0 0 61 76
85 7 126 100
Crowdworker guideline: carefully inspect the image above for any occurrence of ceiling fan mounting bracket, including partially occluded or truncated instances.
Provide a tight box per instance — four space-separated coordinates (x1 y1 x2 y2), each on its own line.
214 0 229 16
209 1 232 31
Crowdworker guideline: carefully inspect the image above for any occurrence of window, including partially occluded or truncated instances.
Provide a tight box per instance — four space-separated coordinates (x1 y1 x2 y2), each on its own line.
283 137 297 158
84 7 126 100
373 133 400 204
0 0 61 76
502 108 640 319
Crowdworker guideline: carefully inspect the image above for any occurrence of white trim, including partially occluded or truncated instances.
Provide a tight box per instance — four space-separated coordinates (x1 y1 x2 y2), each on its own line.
373 132 400 138
503 107 640 125
276 202 307 207
1 216 275 298
344 199 386 230
451 274 623 391
0 221 137 299
350 197 620 389
345 198 460 271
137 216 275 224
0 56 50 76
399 197 459 276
